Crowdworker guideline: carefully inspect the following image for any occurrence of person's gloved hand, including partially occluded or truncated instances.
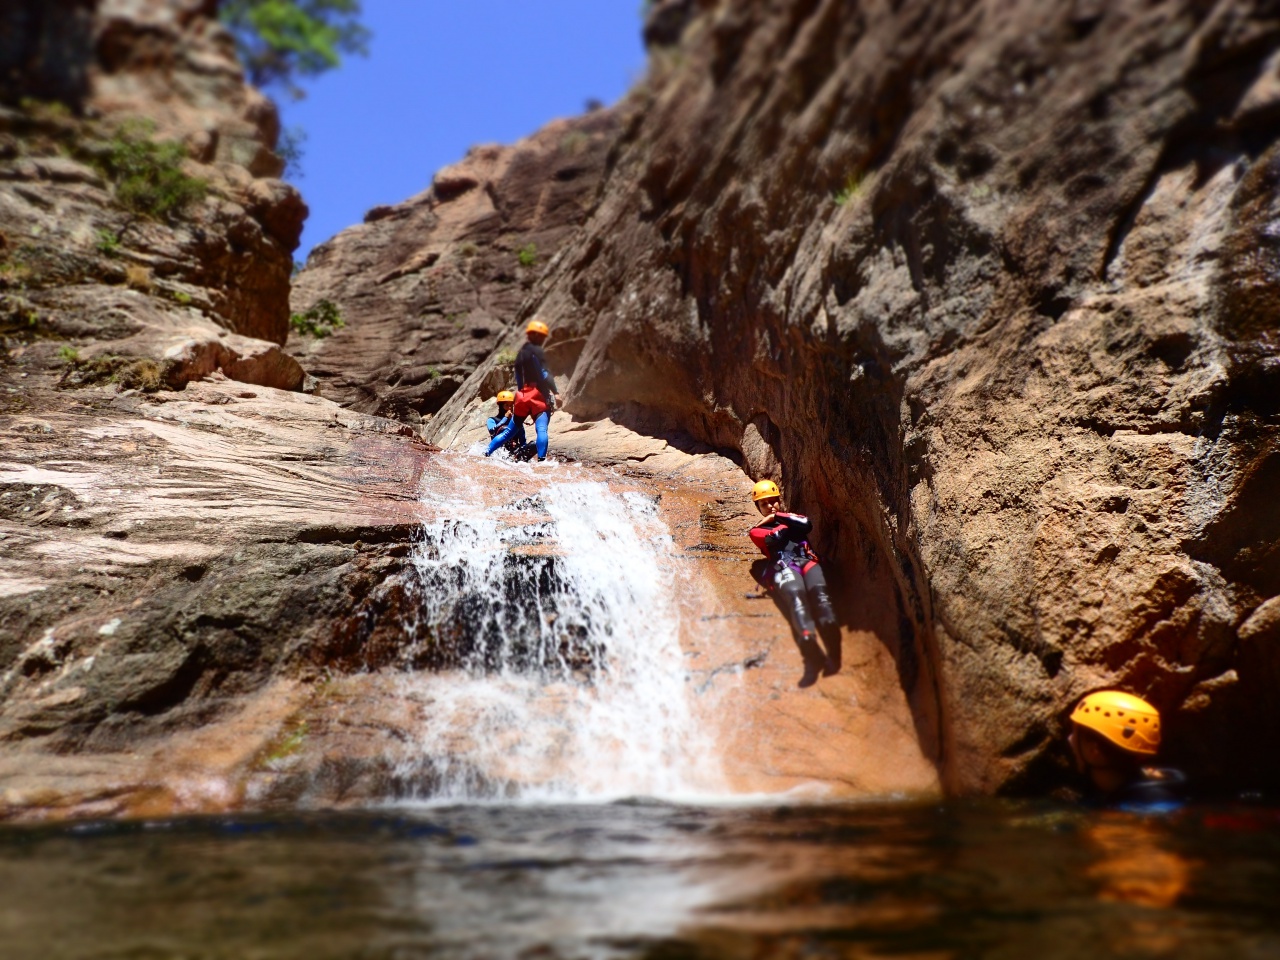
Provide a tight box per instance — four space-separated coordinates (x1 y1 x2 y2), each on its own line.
546 393 557 413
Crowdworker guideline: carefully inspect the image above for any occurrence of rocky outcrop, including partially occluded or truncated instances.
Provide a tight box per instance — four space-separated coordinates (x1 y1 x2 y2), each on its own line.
2 0 305 387
0 0 432 818
429 0 1280 794
289 109 620 420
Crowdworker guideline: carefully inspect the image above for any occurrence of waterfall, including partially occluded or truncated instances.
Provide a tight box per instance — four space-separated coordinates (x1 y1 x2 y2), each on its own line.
396 457 724 802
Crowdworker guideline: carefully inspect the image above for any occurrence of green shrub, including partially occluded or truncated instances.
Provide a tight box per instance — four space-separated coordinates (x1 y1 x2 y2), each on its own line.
95 229 121 256
290 298 346 338
100 121 208 223
834 171 864 207
57 345 79 362
0 294 38 331
517 243 538 268
172 290 193 305
495 348 517 366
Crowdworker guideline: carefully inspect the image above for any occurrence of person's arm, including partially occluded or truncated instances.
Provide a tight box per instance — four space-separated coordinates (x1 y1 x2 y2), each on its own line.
775 512 813 541
531 345 558 402
749 517 782 556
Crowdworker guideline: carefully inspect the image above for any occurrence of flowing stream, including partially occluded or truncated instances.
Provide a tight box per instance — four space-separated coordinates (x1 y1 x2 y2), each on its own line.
394 457 724 802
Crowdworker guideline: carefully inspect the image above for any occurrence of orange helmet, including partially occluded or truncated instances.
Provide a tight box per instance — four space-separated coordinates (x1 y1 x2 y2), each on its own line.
1071 690 1161 756
496 390 515 404
526 319 550 337
751 479 781 502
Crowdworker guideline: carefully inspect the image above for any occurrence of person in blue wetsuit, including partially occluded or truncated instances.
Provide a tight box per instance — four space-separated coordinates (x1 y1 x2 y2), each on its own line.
486 390 536 461
1069 690 1187 811
486 318 558 462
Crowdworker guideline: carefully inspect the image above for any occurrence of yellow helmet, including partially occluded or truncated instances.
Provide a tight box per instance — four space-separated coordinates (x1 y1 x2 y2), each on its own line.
1071 690 1161 756
526 318 550 337
751 479 781 502
496 390 515 404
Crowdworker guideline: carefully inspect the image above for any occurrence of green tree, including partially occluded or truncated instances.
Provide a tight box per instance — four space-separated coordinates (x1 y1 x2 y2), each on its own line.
220 0 371 99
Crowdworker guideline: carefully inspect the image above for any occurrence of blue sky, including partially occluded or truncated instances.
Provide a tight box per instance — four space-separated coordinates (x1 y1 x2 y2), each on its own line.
277 1 648 260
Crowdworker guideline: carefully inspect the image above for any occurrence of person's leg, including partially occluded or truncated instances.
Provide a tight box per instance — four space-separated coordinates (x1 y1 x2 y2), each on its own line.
802 562 841 675
534 411 550 460
772 563 825 688
486 416 521 456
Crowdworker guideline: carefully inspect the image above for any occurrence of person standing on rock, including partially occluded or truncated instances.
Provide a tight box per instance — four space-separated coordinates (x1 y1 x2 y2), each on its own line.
487 390 535 461
747 479 841 688
487 319 558 462
1068 690 1187 810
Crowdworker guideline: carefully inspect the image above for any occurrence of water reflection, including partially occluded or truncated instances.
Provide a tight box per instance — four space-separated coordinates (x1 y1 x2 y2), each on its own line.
0 802 1276 960
1082 819 1194 957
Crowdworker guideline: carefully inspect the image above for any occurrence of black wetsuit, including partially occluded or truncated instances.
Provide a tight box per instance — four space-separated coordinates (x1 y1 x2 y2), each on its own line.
749 510 841 682
1105 768 1188 811
515 342 558 401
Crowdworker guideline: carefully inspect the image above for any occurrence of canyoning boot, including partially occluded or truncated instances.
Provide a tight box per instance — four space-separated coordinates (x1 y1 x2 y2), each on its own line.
798 633 826 689
820 627 842 677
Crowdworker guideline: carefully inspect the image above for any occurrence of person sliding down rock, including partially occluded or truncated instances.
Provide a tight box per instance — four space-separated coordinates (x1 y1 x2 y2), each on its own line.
1068 690 1187 811
747 479 841 688
486 390 536 461
487 318 558 462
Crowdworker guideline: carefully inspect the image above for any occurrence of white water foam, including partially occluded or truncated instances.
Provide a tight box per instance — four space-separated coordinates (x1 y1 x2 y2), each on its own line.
397 460 725 802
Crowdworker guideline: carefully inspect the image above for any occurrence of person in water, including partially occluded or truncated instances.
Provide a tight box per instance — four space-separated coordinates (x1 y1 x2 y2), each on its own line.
747 479 841 688
1068 690 1187 809
487 318 558 462
486 390 536 461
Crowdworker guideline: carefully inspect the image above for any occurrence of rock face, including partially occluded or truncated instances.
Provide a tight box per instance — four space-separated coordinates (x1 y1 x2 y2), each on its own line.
5 0 1280 816
430 0 1280 793
289 109 620 420
0 0 431 818
1 0 305 384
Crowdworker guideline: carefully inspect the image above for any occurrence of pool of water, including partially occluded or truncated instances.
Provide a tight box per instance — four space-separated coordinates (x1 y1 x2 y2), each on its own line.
2 801 1278 959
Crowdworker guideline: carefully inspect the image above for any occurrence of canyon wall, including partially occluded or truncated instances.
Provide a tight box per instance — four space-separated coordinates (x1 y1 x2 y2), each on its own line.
3 0 1278 809
290 109 621 420
0 0 431 813
422 0 1280 793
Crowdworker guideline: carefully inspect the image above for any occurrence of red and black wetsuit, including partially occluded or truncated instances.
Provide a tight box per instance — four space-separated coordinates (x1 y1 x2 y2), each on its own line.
749 511 840 670
513 341 558 419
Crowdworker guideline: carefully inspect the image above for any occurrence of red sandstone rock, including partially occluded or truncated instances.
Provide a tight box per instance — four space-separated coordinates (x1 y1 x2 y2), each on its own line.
288 110 621 418
429 0 1280 794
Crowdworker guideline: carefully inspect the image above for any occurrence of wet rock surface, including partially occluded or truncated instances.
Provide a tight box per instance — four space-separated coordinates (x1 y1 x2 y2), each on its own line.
428 0 1280 793
4 0 1279 819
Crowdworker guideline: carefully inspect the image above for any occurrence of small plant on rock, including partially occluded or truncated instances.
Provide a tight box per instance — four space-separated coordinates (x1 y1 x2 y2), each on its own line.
495 348 517 366
57 345 79 363
560 131 589 156
99 121 208 223
290 298 346 338
171 290 193 305
60 354 169 392
124 264 153 292
95 229 121 257
517 243 538 268
116 358 166 392
834 171 865 207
